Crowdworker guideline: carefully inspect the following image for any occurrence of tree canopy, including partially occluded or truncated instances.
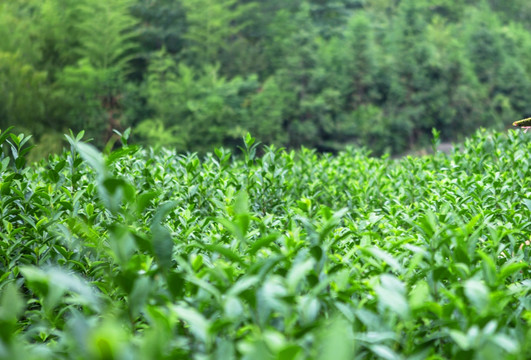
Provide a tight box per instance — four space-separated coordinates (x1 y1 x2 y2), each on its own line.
2 0 531 157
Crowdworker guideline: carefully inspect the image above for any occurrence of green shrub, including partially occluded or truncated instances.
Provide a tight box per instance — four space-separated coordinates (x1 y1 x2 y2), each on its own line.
0 128 529 359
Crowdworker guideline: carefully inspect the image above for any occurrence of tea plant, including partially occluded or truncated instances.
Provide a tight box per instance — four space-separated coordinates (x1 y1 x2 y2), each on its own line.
0 128 529 359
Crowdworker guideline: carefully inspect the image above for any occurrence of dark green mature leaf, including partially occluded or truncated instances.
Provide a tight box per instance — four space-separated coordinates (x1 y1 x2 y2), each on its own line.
0 127 15 145
151 201 178 271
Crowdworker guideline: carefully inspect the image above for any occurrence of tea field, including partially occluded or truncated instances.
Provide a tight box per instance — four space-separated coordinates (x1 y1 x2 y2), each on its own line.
0 129 530 360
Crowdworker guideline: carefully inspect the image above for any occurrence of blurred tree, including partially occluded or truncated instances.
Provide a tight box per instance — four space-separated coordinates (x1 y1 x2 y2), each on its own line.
138 50 252 151
75 0 138 74
270 5 322 149
243 76 289 146
338 104 389 154
0 52 48 132
308 0 361 37
423 17 488 138
129 0 187 80
54 0 139 146
464 7 531 126
465 9 505 85
383 0 430 151
424 0 467 22
0 1 52 135
3 0 531 156
181 0 255 66
320 11 390 152
0 1 43 62
344 12 381 110
501 23 531 77
493 58 531 122
311 36 349 149
488 0 531 26
38 0 85 75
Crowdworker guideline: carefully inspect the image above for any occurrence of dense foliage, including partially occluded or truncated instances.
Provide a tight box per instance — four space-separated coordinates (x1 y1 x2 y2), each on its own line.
0 127 530 359
2 0 531 156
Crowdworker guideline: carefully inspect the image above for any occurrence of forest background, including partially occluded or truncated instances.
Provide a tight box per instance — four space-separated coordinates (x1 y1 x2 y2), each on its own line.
2 0 531 159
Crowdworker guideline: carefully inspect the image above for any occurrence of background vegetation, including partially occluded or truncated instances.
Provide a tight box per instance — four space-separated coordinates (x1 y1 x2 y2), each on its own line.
2 0 531 156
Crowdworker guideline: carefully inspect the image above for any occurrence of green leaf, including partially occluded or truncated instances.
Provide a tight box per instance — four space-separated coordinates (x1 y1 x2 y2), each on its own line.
248 233 280 255
317 317 354 360
449 330 470 350
106 145 139 165
136 191 158 216
234 191 249 215
409 280 430 310
129 277 151 317
464 279 489 312
166 270 185 299
375 274 410 320
0 126 14 145
523 199 531 212
204 244 243 264
151 201 178 271
367 247 402 272
47 268 101 311
492 334 519 353
75 142 105 176
0 283 24 322
369 345 401 360
277 345 302 360
228 276 260 297
1 157 9 171
173 305 209 343
499 262 528 281
286 258 315 293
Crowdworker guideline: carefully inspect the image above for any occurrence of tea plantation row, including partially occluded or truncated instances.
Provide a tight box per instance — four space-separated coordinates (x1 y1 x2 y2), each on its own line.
0 129 529 359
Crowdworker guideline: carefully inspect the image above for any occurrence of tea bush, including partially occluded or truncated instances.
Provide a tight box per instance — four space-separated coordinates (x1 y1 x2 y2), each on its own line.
0 128 529 359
